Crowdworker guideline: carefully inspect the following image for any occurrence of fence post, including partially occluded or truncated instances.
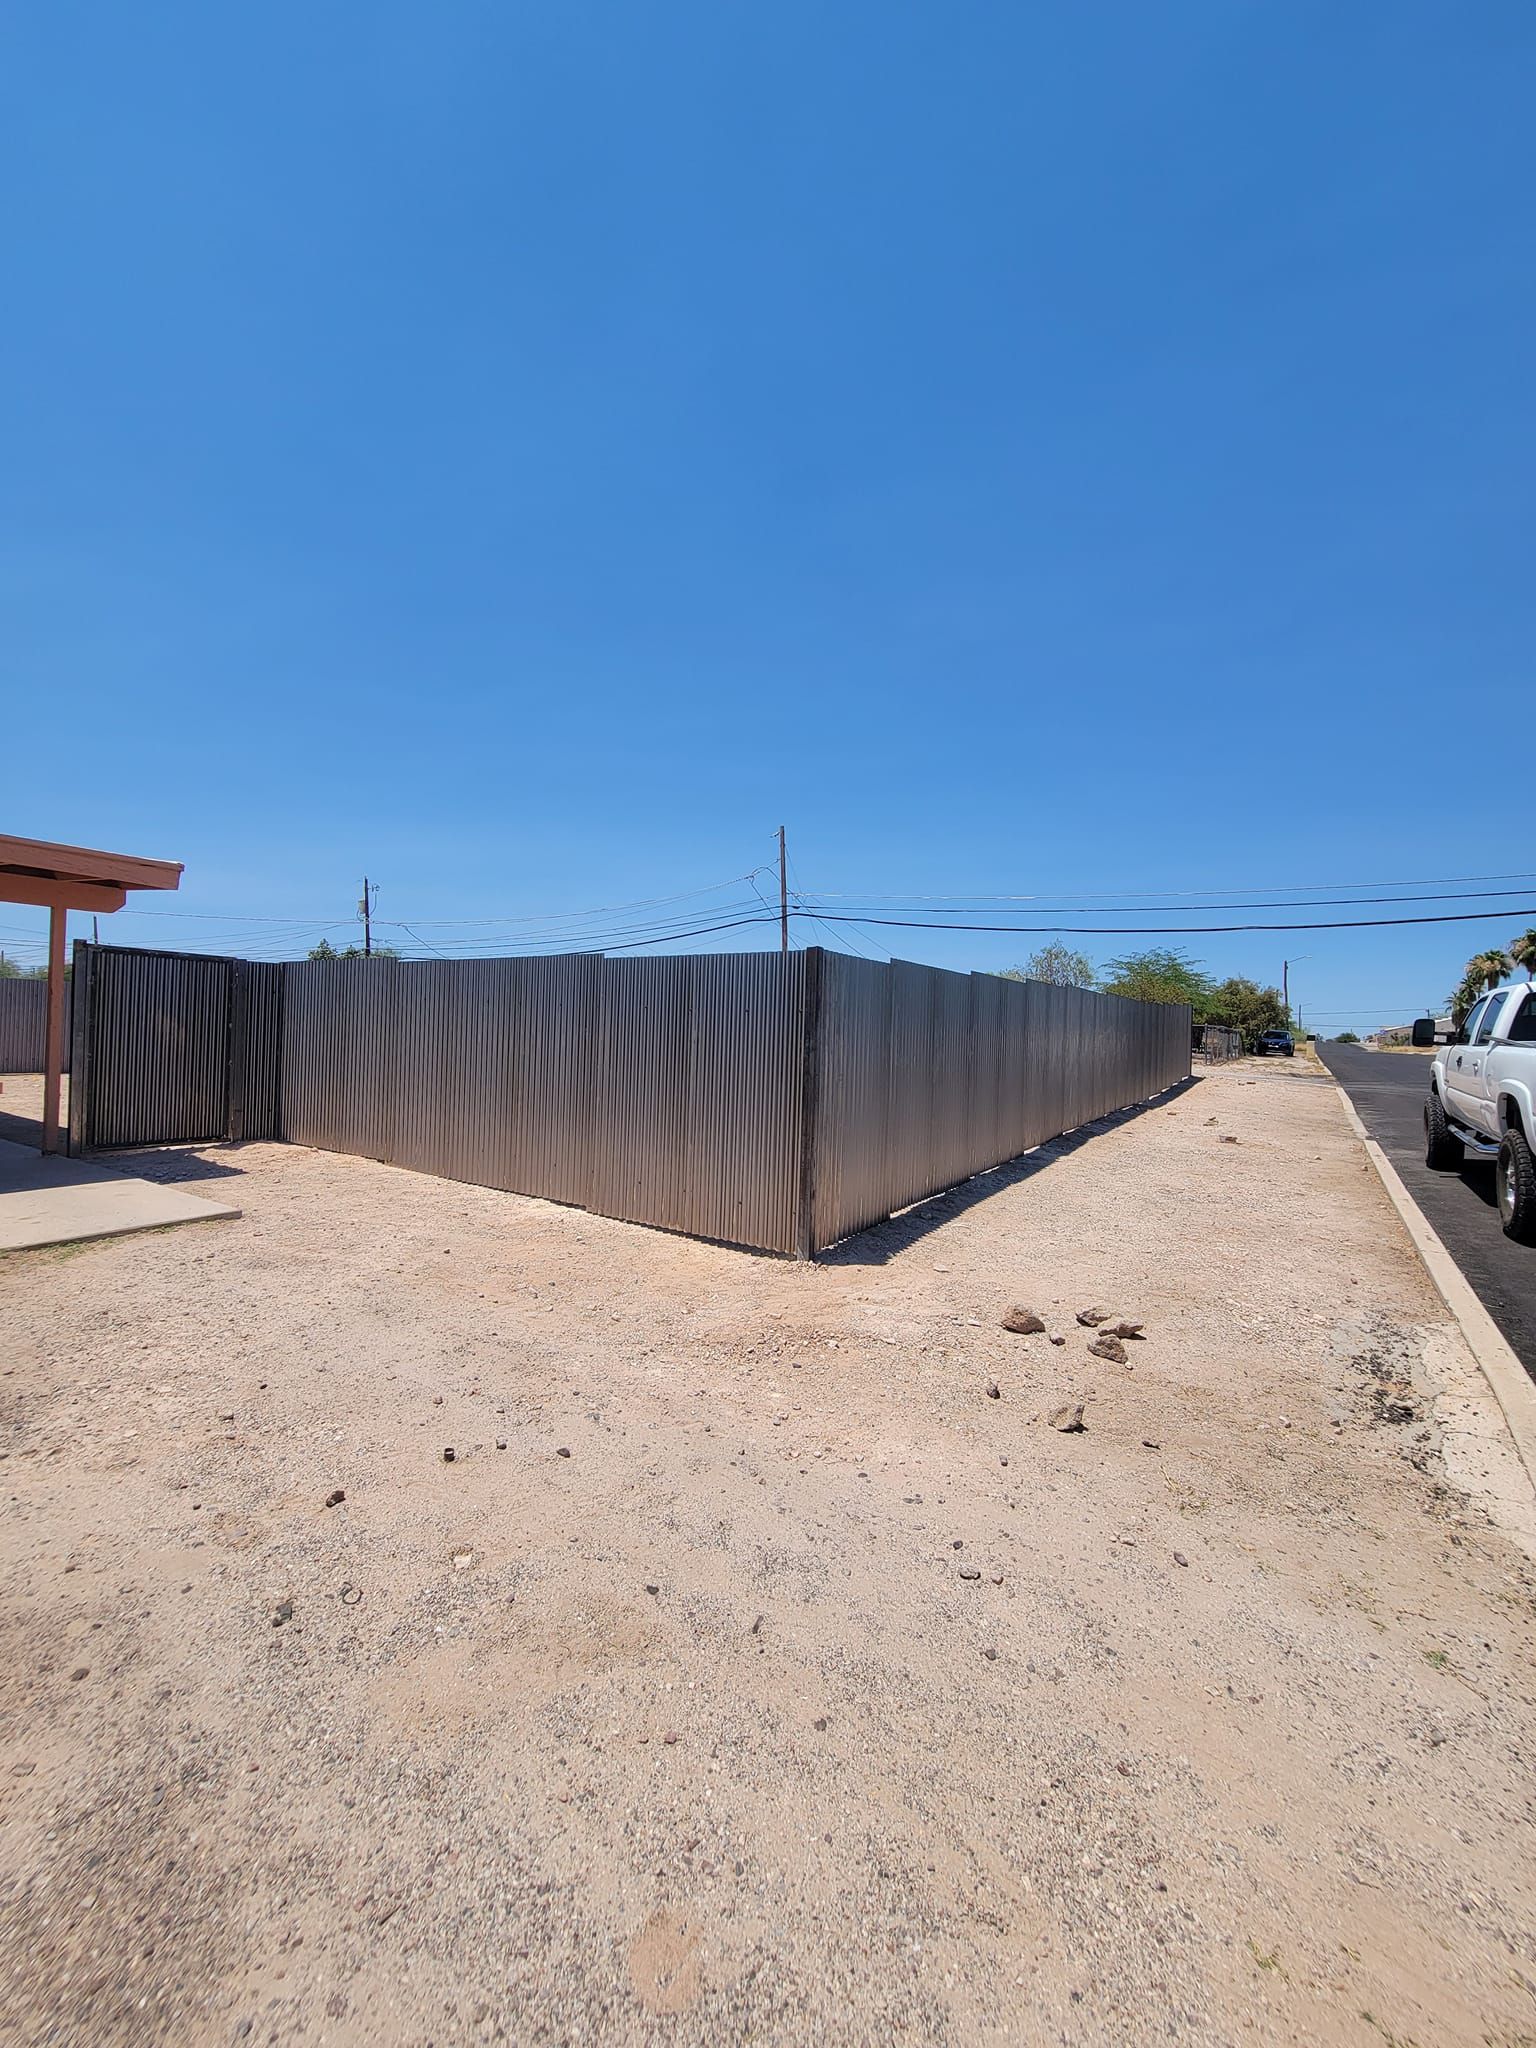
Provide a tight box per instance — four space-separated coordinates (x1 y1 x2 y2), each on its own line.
67 940 92 1155
794 946 824 1261
226 958 248 1142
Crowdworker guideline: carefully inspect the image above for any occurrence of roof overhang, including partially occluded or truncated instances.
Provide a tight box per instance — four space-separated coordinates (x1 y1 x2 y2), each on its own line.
0 833 183 914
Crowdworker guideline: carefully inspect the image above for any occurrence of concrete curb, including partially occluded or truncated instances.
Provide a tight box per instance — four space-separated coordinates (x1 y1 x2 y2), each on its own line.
1332 1083 1536 1501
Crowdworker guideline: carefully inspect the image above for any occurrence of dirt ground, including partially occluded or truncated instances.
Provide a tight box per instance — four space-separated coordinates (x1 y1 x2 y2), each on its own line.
3 1060 1535 2048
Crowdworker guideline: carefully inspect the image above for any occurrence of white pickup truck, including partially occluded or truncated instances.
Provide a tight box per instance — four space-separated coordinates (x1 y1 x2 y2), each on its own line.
1416 982 1536 1242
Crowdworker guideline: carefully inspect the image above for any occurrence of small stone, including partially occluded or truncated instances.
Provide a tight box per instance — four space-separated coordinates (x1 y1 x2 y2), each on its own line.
985 1381 1001 1401
1048 1402 1087 1433
662 1732 679 1746
1220 1134 1238 1144
1141 1439 1161 1450
557 1446 572 1459
442 1447 456 1462
69 1666 89 1682
1088 1334 1127 1365
432 1395 444 1406
1002 1307 1046 1335
1049 1332 1066 1347
958 1564 981 1581
324 1488 346 1508
495 1438 507 1451
982 1646 998 1661
644 1584 659 1595
1076 1308 1109 1328
999 1455 1008 1467
1103 1321 1144 1341
1173 1551 1189 1568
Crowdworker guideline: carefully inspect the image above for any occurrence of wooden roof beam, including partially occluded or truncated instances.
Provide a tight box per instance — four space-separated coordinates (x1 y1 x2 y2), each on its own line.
0 874 129 914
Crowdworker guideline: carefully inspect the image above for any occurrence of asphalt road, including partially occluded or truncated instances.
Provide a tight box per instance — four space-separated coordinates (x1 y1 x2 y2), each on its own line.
1319 1040 1536 1378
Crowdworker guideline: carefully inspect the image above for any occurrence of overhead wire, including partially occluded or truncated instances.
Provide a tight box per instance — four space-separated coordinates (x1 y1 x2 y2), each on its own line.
804 905 1536 937
807 868 1536 904
784 848 886 962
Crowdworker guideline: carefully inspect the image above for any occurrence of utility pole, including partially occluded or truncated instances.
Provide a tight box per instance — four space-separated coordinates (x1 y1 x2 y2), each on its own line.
777 827 789 956
359 877 376 957
1283 955 1311 1020
92 915 99 944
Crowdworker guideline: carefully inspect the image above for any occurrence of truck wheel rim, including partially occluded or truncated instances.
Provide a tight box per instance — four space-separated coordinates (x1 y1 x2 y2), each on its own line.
1499 1158 1514 1222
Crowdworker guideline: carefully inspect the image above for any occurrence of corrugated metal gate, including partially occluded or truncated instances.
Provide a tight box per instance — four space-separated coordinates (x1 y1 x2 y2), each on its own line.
67 943 1190 1255
69 944 232 1149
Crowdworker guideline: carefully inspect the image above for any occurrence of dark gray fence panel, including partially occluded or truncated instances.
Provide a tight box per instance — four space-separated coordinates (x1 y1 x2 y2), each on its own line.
587 956 694 1232
0 980 69 1073
682 952 805 1252
78 947 231 1149
807 954 893 1247
502 953 601 1205
586 954 806 1252
810 965 1189 1252
281 958 401 1163
229 961 283 1140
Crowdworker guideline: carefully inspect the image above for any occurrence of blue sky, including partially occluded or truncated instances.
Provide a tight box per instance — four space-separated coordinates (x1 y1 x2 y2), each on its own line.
3 3 1532 1030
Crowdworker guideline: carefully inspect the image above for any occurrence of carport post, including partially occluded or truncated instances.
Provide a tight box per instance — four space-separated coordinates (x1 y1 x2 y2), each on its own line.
42 905 66 1154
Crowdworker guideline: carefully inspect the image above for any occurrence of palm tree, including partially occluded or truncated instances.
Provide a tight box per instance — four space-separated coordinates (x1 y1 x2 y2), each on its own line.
1509 929 1536 980
1465 947 1511 995
1449 972 1484 1027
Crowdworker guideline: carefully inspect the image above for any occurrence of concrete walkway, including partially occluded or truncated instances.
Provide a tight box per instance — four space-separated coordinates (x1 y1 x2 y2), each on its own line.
0 1139 241 1251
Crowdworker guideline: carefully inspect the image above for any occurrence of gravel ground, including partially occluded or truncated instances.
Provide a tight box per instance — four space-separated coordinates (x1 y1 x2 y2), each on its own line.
3 1060 1535 2048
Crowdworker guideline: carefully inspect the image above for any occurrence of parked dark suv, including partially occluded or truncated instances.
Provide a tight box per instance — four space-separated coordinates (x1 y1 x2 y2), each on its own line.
1255 1029 1294 1057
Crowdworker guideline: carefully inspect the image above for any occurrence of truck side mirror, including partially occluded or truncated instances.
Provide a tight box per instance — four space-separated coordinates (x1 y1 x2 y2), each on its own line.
1410 1018 1437 1047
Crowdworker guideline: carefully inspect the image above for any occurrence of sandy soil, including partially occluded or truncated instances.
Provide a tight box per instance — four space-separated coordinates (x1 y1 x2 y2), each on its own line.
3 1060 1535 2048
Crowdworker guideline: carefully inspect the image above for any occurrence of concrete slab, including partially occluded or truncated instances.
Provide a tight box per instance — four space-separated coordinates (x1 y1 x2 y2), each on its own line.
0 1140 241 1251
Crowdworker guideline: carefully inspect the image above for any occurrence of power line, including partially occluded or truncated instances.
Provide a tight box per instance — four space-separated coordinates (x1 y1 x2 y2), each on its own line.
798 886 1536 917
805 906 1536 937
808 868 1536 904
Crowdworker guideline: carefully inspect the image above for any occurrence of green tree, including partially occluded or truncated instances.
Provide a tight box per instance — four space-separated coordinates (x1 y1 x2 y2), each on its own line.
1335 1031 1360 1044
1448 971 1484 1026
307 938 400 961
1509 928 1536 979
1000 944 1097 989
1100 948 1214 1018
1465 947 1511 996
1205 975 1290 1051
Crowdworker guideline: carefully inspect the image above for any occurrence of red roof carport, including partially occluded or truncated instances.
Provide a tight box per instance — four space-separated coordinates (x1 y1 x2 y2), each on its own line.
0 834 183 1153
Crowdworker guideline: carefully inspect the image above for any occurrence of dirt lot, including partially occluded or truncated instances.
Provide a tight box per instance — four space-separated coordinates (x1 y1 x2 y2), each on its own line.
3 1060 1535 2048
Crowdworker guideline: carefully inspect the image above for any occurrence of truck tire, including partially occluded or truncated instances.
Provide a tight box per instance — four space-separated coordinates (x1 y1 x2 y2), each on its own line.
1497 1127 1536 1244
1424 1093 1464 1170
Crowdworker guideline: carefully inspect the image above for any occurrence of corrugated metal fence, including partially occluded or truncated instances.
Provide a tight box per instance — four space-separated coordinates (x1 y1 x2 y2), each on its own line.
809 960 1191 1248
0 978 70 1074
69 943 1189 1255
